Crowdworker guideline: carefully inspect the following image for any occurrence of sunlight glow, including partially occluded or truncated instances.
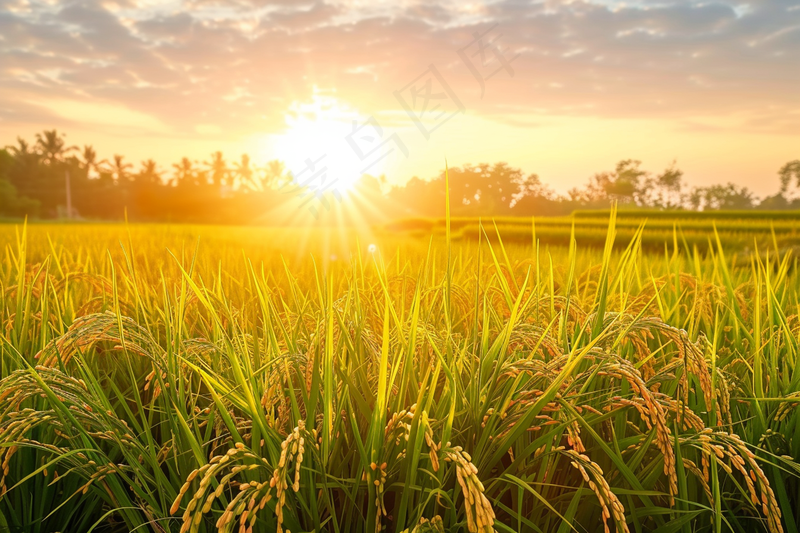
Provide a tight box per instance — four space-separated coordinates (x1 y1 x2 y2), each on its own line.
272 92 383 193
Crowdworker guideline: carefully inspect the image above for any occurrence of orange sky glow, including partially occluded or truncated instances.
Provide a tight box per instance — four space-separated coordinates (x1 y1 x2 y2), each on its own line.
1 0 797 196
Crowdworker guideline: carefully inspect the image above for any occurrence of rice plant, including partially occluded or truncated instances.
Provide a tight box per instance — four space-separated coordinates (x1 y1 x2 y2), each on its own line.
0 212 799 533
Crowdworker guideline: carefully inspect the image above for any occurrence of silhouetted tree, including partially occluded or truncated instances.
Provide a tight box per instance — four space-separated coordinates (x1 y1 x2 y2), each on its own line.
260 160 288 191
35 130 75 165
172 158 195 186
206 151 229 188
387 162 567 217
79 146 104 179
137 160 163 185
7 138 38 164
688 183 757 210
569 160 686 209
446 163 521 214
233 154 253 190
5 138 41 195
651 162 684 208
110 155 133 183
571 160 647 205
778 160 800 196
510 173 564 216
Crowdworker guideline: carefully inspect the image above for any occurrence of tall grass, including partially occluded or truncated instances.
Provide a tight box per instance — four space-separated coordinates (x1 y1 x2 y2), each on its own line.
0 216 798 533
383 215 800 251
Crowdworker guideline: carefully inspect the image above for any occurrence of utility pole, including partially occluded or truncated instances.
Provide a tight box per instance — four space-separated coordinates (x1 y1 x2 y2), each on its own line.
65 169 73 220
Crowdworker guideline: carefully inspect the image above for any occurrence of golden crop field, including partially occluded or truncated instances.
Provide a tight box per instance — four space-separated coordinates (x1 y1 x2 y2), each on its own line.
1 213 799 533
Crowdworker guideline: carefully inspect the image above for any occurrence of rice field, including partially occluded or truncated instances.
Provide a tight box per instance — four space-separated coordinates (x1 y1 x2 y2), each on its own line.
382 211 800 251
1 212 800 533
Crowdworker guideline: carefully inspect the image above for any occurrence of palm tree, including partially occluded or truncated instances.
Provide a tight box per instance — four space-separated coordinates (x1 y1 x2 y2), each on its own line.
5 138 41 195
79 145 105 179
171 157 195 186
232 154 253 190
137 159 163 185
260 159 287 190
110 155 133 183
7 138 38 161
194 165 210 187
34 130 75 165
32 130 78 217
206 151 229 187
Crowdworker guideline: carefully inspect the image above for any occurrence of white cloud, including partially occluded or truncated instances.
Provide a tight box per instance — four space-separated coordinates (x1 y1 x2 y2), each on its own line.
0 0 796 139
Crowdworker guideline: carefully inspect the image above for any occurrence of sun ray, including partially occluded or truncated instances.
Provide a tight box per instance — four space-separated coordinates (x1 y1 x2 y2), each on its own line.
270 92 382 195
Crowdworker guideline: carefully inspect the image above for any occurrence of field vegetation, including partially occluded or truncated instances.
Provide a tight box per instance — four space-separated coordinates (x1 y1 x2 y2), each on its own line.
1 211 800 533
382 210 800 251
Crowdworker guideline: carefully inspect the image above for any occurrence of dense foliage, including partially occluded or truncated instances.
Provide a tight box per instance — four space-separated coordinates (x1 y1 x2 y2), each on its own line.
1 213 799 533
2 130 798 221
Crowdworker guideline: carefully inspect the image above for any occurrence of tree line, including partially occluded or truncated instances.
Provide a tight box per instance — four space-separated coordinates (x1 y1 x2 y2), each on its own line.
0 130 295 223
1 130 799 221
395 159 800 218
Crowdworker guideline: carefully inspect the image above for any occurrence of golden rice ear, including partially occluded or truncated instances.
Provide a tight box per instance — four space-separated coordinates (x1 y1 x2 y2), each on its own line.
0 367 140 499
411 515 445 533
775 391 800 422
441 445 495 533
593 356 677 505
174 444 279 533
695 431 784 533
564 449 630 533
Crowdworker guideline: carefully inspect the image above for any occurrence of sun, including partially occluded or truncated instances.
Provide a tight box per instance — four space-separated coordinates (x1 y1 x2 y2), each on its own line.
272 93 381 194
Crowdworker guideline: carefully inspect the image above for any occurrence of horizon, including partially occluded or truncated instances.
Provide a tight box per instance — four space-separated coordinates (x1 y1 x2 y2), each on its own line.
1 0 798 197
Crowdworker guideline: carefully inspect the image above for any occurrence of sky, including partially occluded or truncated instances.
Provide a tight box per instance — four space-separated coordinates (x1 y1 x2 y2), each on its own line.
0 0 798 196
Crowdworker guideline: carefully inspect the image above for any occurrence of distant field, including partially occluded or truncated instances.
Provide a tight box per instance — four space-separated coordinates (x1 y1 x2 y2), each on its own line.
382 209 800 251
1 217 799 533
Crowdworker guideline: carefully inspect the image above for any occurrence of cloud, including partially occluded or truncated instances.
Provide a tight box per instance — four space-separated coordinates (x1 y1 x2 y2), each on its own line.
0 0 797 146
32 97 167 132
